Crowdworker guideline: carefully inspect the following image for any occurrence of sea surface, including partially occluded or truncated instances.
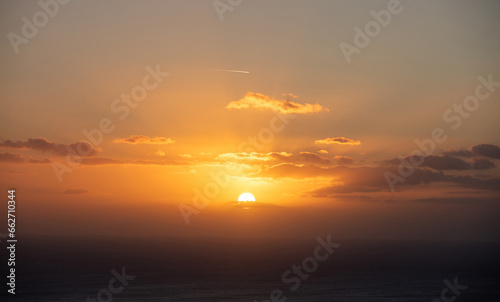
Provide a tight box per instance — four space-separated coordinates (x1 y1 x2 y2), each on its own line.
1 237 499 301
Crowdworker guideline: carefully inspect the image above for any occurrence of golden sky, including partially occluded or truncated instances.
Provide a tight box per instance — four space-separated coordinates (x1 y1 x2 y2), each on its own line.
1 0 499 241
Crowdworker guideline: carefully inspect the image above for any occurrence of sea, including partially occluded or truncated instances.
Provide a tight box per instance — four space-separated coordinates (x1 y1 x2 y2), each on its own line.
1 237 499 301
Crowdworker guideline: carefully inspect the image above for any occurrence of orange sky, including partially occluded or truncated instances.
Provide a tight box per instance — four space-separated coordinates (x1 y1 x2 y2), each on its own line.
1 1 499 241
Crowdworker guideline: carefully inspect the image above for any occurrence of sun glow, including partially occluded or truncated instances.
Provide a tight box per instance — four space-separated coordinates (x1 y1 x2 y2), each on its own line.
238 193 255 202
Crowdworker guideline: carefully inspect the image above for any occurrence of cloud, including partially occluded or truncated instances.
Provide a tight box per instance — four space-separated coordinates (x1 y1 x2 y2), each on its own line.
326 195 374 202
315 137 361 145
334 156 354 165
79 157 187 166
0 138 99 157
449 174 500 191
297 152 332 165
256 164 500 195
412 197 484 204
471 144 500 159
246 143 500 197
384 154 496 171
443 148 473 158
216 152 293 163
443 144 500 159
216 152 331 166
472 158 496 170
0 152 24 164
225 92 329 114
113 135 175 145
63 189 89 195
311 184 381 195
318 150 329 154
256 163 334 179
420 155 472 170
0 152 52 164
383 155 472 171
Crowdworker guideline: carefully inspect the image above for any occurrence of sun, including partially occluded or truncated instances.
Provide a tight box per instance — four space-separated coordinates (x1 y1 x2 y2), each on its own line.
238 192 255 202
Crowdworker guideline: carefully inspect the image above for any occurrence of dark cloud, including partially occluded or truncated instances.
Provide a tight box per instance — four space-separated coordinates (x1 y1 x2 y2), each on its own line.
422 155 471 170
311 185 381 195
0 138 99 157
412 197 484 204
336 195 374 202
297 152 331 165
448 174 500 191
471 144 500 159
383 155 471 170
0 152 24 164
443 149 473 158
472 158 496 170
334 156 354 165
0 152 52 164
443 144 500 159
257 164 500 196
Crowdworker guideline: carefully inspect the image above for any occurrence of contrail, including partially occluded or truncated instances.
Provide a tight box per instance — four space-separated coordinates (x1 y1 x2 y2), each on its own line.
202 68 250 74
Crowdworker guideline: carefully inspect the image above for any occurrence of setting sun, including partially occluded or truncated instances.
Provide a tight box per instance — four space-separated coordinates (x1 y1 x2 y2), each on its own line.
238 193 255 202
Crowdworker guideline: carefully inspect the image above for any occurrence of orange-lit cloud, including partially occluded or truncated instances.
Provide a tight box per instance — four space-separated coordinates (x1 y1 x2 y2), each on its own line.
297 152 331 165
217 151 292 160
315 137 361 145
0 138 99 156
216 152 292 163
79 157 186 166
113 135 175 145
318 150 329 154
216 151 331 166
226 92 329 114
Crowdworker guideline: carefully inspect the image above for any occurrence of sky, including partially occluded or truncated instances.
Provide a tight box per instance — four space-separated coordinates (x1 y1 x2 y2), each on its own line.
1 0 499 241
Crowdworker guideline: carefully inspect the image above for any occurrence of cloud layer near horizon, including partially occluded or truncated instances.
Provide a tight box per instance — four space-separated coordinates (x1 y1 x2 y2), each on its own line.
1 135 499 202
